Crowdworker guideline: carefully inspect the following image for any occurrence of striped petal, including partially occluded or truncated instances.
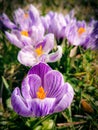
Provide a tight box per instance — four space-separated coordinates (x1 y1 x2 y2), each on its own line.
28 62 52 86
30 98 55 117
54 83 74 112
44 70 64 98
11 87 32 117
5 32 23 48
48 46 62 62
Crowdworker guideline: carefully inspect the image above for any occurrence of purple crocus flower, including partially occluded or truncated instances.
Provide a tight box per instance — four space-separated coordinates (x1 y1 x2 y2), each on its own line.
41 10 75 40
11 62 74 117
2 5 44 48
83 20 98 50
65 20 93 46
18 33 62 66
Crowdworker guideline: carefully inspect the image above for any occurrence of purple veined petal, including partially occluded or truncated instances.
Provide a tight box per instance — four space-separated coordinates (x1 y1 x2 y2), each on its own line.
28 62 52 86
14 8 31 30
65 9 75 23
22 74 42 99
60 26 66 38
29 4 40 25
41 14 51 31
11 87 32 117
18 46 37 66
42 33 54 53
54 83 74 112
44 70 64 97
30 25 44 45
1 13 16 29
20 35 32 46
5 32 24 48
48 46 62 62
48 13 67 39
14 8 25 25
21 75 32 99
30 98 56 117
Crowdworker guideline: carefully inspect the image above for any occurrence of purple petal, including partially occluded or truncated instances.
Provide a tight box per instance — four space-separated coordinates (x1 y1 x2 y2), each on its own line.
5 32 24 48
30 98 55 117
20 35 32 46
21 74 41 99
22 74 41 99
30 25 44 45
18 46 37 66
48 46 62 62
28 62 52 86
44 70 64 98
42 33 54 53
29 4 40 25
1 13 16 29
11 87 32 117
54 83 74 112
41 15 50 31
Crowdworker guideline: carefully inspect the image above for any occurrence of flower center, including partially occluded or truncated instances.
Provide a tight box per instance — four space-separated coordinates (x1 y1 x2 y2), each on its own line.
21 31 29 37
24 13 29 18
35 45 44 56
36 86 47 99
78 27 86 35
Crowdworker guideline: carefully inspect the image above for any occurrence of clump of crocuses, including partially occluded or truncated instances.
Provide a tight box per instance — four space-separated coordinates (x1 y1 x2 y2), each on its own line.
0 5 62 67
1 5 45 48
11 62 74 117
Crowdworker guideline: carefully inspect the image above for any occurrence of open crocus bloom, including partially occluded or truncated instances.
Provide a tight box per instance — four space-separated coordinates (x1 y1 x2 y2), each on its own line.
65 20 93 46
18 33 62 66
1 4 44 48
11 62 74 117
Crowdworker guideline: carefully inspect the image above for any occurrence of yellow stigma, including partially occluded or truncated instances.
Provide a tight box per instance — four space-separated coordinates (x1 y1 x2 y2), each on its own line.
36 86 46 99
21 31 29 37
78 27 86 35
35 45 44 56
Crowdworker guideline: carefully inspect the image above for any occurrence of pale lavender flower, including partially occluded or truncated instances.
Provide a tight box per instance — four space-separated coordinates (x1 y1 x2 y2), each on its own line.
1 5 44 48
41 10 75 40
83 20 98 49
11 62 74 117
65 20 93 46
18 33 62 66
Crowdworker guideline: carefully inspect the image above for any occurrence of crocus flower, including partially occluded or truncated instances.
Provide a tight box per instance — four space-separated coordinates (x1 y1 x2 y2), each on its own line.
1 5 44 48
65 20 93 46
11 62 74 117
41 10 75 40
18 33 62 66
84 20 98 50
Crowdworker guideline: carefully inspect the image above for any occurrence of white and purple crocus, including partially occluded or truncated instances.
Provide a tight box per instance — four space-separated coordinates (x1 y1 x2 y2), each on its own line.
18 33 62 66
11 62 74 117
1 5 45 48
1 5 62 66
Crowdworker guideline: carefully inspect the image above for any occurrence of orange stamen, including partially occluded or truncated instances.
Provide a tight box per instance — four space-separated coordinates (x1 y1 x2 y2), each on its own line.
36 86 46 99
78 27 86 35
35 45 44 56
24 13 29 18
21 31 29 37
